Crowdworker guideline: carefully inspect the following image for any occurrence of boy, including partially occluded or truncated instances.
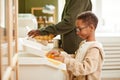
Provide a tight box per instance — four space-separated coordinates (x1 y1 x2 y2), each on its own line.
47 11 105 80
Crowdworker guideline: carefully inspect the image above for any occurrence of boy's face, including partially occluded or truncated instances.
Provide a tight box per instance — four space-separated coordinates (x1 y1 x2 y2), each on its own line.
75 19 92 40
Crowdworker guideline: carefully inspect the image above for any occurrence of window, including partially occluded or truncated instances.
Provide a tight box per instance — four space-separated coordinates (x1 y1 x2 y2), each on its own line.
92 0 120 36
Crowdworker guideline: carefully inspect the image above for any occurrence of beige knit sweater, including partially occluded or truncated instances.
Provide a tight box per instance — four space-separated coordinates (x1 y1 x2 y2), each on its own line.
61 40 105 80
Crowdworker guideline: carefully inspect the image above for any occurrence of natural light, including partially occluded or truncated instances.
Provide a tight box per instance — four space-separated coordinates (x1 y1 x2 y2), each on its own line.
92 0 120 36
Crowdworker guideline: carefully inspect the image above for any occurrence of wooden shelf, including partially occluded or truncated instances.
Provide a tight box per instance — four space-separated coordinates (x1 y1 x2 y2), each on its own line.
31 7 43 15
31 7 55 28
37 20 54 24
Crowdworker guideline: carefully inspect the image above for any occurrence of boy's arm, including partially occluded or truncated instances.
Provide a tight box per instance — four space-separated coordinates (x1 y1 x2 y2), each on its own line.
64 48 102 76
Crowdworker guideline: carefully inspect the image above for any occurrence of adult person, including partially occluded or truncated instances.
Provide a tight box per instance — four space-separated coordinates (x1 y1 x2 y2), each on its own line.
28 0 92 54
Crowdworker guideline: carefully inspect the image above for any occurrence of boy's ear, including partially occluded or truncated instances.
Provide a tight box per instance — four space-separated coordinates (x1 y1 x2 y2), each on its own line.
90 24 95 30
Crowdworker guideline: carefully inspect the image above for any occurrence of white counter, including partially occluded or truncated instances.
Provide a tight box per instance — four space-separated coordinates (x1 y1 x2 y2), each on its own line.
18 53 67 80
17 38 67 80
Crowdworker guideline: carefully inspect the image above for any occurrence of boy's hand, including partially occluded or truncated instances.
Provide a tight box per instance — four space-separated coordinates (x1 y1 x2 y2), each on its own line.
53 55 64 63
46 50 64 62
46 50 60 58
28 29 40 37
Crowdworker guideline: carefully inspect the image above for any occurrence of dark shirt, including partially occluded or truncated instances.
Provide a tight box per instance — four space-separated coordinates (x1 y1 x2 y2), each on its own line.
39 0 92 54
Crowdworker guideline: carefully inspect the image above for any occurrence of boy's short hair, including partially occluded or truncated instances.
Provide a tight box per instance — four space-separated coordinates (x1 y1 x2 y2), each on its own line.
77 11 98 29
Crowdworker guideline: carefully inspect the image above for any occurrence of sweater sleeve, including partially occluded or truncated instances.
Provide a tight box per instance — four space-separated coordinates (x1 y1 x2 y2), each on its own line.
64 47 102 76
39 0 92 35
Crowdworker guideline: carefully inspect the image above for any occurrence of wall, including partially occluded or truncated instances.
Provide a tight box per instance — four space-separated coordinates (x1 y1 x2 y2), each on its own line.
19 0 25 13
19 0 58 22
96 36 120 80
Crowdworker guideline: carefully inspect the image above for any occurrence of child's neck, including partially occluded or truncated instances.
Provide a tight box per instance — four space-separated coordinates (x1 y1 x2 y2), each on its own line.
86 32 96 42
86 36 96 42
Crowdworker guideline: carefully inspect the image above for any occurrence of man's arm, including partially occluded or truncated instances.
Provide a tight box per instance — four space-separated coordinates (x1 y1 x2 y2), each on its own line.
39 0 92 35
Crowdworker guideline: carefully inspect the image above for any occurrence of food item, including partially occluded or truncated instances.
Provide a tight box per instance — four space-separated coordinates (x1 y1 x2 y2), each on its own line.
46 53 55 59
34 34 54 42
46 50 60 59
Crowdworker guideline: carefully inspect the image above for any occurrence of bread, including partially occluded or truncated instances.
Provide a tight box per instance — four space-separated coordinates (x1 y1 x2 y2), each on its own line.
34 34 54 41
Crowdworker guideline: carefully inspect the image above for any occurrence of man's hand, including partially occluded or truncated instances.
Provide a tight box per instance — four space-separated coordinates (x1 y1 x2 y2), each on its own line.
27 29 40 37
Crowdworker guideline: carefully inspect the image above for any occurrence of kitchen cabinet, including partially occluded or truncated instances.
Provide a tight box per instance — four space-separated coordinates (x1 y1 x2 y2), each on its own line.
17 37 67 80
18 53 67 80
